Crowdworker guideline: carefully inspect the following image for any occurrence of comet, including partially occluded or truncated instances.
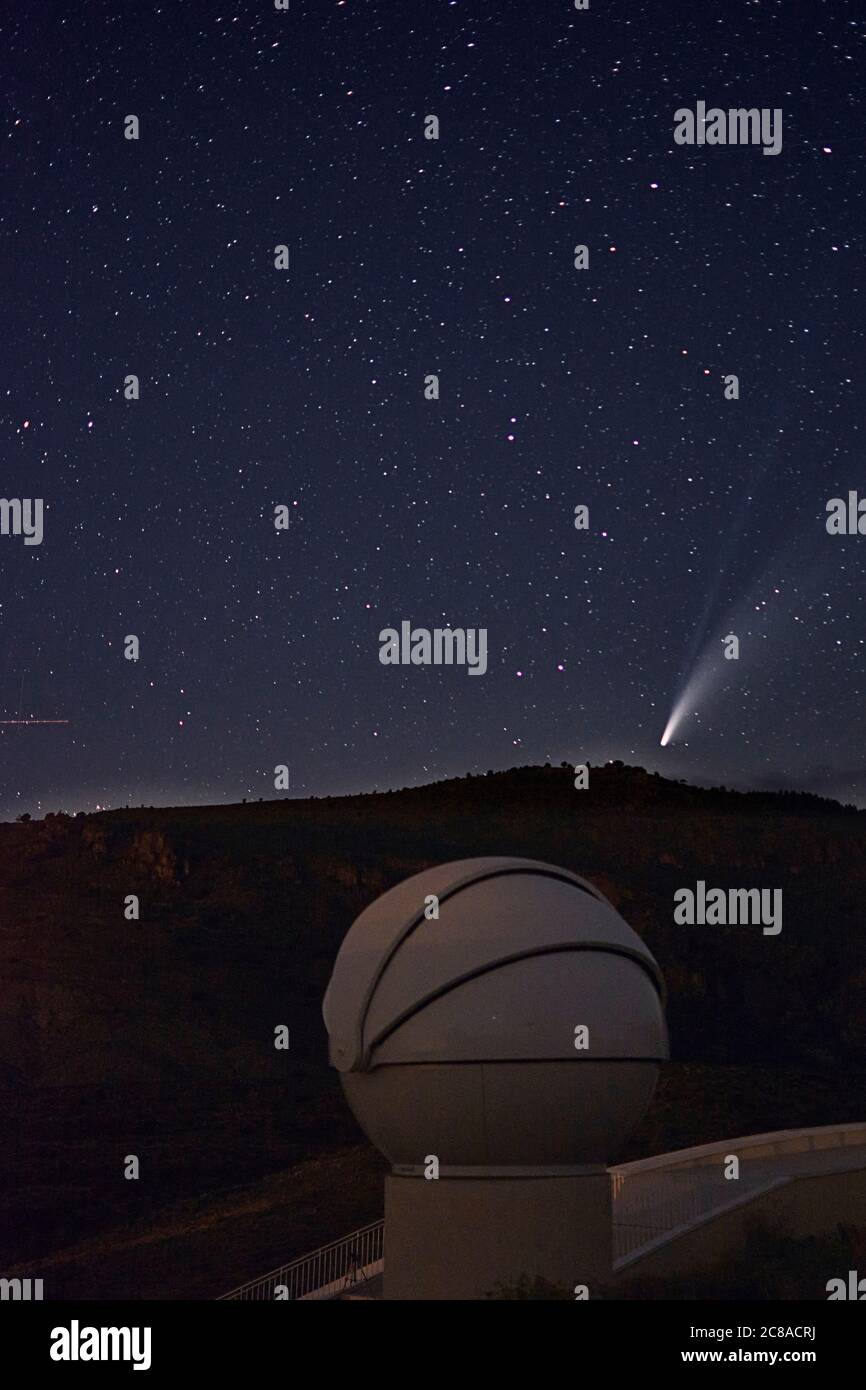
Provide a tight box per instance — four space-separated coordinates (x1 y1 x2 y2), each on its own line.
660 704 683 748
659 657 718 747
660 688 697 747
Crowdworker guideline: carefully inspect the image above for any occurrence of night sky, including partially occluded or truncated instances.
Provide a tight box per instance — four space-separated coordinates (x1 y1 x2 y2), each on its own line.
2 0 864 819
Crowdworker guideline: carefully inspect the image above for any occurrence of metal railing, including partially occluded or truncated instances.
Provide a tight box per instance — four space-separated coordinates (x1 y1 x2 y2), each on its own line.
611 1165 784 1263
609 1123 866 1265
219 1220 384 1301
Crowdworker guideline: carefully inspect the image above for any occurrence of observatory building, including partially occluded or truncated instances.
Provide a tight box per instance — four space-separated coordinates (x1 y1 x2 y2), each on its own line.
323 856 668 1299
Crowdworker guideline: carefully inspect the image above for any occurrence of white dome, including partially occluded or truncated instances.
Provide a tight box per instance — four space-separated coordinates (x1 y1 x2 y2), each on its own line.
323 857 668 1170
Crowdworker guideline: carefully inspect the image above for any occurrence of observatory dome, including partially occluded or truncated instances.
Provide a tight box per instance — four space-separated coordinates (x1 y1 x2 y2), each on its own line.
323 857 668 1172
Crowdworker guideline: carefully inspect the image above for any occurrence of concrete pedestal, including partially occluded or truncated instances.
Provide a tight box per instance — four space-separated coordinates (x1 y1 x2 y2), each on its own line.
383 1170 612 1300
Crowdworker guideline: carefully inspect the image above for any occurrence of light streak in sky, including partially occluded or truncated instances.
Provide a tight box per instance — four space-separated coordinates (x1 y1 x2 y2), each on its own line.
659 659 717 747
0 718 69 724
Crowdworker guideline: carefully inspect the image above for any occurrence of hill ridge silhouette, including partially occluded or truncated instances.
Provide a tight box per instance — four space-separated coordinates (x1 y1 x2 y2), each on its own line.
2 759 864 1281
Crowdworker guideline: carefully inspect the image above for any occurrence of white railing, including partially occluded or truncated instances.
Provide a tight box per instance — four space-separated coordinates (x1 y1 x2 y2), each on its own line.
611 1122 866 1179
611 1165 784 1263
219 1220 384 1301
610 1122 866 1266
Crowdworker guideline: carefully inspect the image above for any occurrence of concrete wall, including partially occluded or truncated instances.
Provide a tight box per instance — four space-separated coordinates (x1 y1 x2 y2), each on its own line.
384 1172 611 1300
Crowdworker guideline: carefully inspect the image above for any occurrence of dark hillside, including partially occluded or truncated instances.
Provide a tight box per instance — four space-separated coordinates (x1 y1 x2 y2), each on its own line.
2 763 864 1291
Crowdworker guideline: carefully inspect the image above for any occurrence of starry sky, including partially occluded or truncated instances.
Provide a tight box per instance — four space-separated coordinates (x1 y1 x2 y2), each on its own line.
2 0 864 819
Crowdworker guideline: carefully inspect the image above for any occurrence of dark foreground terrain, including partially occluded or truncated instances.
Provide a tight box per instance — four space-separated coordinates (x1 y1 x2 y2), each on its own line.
2 763 865 1297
